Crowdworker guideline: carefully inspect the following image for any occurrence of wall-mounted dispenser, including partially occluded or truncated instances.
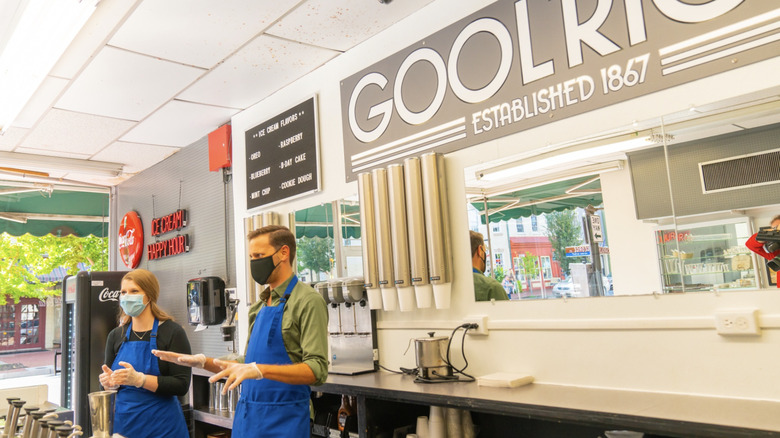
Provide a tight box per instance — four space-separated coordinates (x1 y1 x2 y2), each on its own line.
186 277 226 325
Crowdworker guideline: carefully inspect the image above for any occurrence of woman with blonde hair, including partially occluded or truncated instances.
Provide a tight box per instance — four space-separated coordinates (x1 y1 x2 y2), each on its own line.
99 269 191 438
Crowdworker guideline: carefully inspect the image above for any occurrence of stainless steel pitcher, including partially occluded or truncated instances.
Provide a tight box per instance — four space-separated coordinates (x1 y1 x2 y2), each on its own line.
88 390 116 438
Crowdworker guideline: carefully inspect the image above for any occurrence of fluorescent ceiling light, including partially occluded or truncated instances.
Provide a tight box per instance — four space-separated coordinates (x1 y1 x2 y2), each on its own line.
0 151 123 177
0 0 98 133
478 137 653 182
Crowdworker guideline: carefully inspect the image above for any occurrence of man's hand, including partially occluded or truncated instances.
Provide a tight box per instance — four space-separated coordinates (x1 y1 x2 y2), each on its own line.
99 364 118 390
112 361 146 388
152 349 207 368
209 360 263 392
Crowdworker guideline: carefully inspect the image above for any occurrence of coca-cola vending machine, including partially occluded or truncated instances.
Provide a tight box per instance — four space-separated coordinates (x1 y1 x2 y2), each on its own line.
61 271 124 434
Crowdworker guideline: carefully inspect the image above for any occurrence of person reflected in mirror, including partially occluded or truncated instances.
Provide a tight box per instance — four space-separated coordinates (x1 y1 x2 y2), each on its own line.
153 225 329 437
98 269 191 438
746 214 780 288
502 271 517 299
470 230 510 302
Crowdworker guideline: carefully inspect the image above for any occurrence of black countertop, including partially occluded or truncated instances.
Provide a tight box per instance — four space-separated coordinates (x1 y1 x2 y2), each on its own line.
316 371 780 438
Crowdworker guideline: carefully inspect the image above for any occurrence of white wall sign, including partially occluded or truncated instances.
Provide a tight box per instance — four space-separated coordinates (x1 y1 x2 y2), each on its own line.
340 0 779 181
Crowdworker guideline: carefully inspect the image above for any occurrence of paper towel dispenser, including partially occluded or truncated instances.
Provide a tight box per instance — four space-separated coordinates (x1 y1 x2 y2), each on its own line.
187 277 226 325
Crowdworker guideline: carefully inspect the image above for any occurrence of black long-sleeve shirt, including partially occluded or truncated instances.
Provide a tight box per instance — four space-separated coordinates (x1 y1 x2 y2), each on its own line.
104 319 192 397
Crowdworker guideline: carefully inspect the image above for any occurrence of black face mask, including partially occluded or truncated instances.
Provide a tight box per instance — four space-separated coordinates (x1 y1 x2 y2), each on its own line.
478 247 487 273
250 247 281 285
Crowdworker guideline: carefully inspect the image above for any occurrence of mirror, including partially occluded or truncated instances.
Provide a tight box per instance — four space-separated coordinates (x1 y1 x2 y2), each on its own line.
338 195 363 278
294 203 336 283
465 92 780 302
292 197 364 284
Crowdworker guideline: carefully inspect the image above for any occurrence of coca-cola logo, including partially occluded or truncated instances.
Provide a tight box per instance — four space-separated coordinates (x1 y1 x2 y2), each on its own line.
119 211 144 269
118 229 135 247
98 288 121 302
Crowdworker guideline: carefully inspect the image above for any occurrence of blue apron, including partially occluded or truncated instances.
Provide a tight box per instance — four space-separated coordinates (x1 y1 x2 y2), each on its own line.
111 319 189 438
232 276 311 438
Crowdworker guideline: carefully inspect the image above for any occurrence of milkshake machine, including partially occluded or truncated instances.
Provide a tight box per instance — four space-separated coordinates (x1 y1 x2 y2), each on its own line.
316 277 377 375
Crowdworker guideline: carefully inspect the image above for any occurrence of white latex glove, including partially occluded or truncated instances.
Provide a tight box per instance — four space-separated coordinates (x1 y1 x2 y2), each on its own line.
152 349 207 368
209 360 263 392
99 365 119 391
113 361 146 388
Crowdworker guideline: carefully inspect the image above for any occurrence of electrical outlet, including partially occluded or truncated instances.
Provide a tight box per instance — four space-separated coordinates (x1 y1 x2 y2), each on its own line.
464 315 489 336
715 309 761 336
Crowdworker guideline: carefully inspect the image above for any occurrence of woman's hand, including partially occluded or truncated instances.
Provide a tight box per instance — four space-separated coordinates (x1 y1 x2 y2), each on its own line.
112 361 146 388
152 349 207 368
99 364 118 390
209 360 263 392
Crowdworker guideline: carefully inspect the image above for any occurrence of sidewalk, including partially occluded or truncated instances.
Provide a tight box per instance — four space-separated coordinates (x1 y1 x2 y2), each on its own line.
0 349 56 379
0 349 60 404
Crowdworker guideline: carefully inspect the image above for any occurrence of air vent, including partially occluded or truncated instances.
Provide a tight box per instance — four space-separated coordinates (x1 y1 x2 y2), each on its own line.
699 148 780 193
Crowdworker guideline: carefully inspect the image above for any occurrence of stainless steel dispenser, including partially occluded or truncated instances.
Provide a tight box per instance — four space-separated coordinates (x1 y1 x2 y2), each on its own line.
357 172 382 309
403 157 433 308
371 168 398 311
323 277 378 375
420 153 453 309
387 164 415 311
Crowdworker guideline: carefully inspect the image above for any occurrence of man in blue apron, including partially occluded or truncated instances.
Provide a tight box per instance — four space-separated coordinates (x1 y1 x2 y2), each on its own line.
154 225 328 437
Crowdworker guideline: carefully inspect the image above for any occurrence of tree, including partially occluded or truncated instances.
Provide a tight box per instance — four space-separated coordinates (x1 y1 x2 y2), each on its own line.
545 210 586 276
0 233 108 305
491 264 505 284
296 236 335 279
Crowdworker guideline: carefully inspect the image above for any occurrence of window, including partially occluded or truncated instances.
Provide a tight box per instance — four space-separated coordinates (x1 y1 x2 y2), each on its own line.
492 225 500 232
540 256 553 281
531 215 538 231
516 221 524 233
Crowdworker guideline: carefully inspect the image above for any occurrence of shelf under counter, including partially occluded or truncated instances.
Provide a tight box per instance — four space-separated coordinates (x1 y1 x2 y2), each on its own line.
316 371 780 438
192 407 234 429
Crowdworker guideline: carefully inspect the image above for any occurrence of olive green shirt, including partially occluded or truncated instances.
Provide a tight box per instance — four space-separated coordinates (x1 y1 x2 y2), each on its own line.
241 275 329 385
473 271 510 302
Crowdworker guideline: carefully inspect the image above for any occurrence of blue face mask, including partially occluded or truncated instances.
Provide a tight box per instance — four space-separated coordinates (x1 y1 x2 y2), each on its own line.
120 294 147 317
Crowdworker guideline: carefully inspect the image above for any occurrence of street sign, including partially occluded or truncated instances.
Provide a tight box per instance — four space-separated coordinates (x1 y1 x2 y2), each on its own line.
590 215 604 242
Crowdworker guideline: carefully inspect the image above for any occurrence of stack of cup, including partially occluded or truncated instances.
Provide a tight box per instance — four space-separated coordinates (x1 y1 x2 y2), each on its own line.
415 416 429 438
461 410 475 438
445 408 462 437
428 406 446 438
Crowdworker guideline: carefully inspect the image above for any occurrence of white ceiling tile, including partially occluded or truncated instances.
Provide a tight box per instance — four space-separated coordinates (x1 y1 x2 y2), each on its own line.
109 0 302 69
12 76 69 129
50 0 138 79
268 0 435 52
179 35 339 109
120 100 238 147
14 147 92 160
56 46 205 121
92 141 179 174
20 109 135 155
0 127 28 151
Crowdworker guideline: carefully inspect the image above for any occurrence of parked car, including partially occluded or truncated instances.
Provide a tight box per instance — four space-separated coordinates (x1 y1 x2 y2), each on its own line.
552 276 610 298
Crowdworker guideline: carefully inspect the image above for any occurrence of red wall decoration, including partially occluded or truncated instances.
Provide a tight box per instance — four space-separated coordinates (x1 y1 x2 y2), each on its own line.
118 211 144 268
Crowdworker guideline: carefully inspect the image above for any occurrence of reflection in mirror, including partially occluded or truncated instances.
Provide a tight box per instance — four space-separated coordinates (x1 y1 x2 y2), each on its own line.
466 174 612 300
464 91 780 302
294 203 336 283
338 195 363 278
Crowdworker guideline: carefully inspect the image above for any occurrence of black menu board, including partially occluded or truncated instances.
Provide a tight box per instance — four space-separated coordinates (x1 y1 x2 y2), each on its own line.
245 96 320 209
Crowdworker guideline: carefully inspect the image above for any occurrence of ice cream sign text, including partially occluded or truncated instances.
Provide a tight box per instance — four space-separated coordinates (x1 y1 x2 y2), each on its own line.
148 209 190 261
